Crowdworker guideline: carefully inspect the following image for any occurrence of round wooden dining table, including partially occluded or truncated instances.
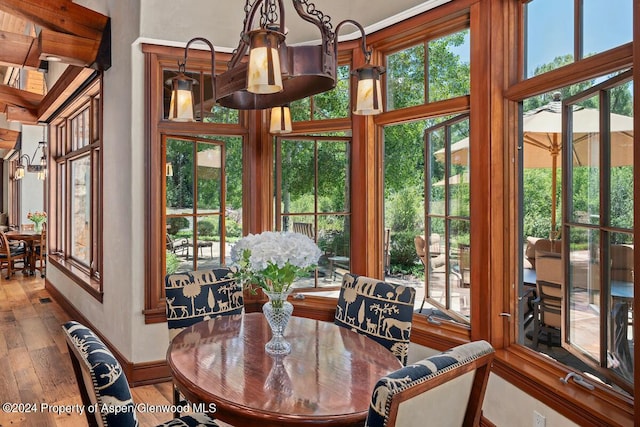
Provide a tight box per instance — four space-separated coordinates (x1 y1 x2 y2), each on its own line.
167 312 402 427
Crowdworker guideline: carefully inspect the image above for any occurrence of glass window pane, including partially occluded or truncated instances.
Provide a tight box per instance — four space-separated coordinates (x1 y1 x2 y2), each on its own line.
448 120 470 217
570 94 600 225
608 233 634 384
195 214 221 268
290 98 311 122
281 140 315 214
449 219 470 318
567 227 600 363
583 1 632 58
386 44 425 111
428 29 470 102
316 215 351 285
608 81 634 229
317 140 349 213
525 0 574 78
71 156 91 265
196 143 222 212
429 128 446 216
166 139 194 212
313 65 350 120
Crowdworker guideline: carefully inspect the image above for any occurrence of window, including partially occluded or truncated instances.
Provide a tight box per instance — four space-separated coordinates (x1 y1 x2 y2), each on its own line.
49 76 102 298
164 135 243 274
524 0 632 78
289 64 351 121
386 28 470 111
274 136 351 288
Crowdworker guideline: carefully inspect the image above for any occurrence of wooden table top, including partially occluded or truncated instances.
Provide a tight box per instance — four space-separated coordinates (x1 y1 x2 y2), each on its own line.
167 312 402 427
5 230 41 240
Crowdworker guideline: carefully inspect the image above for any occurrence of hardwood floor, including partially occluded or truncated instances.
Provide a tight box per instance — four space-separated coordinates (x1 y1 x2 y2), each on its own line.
0 274 176 427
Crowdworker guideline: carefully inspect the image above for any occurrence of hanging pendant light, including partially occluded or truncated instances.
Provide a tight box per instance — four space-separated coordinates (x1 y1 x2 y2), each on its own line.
246 29 284 94
352 64 384 115
270 105 292 134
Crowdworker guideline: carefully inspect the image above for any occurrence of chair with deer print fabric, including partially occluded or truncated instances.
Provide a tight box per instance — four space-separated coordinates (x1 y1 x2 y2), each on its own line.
334 273 416 365
63 321 218 427
164 267 244 417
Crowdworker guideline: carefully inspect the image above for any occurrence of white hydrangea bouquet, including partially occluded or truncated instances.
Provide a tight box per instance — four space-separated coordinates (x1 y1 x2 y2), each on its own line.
230 231 322 294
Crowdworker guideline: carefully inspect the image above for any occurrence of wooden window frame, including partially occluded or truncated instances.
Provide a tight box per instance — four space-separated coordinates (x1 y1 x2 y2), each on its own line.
142 44 250 324
48 75 103 301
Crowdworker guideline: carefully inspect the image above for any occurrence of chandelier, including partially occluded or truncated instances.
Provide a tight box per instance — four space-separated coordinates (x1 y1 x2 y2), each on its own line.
15 126 47 181
168 0 385 122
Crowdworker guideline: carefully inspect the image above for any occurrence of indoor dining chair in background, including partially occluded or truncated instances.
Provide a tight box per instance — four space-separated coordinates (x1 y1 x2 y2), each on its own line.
335 273 416 365
164 268 244 417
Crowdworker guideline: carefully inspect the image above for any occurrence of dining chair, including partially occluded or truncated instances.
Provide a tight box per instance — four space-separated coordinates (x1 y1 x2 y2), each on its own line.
164 267 244 416
33 223 47 278
365 340 495 427
62 321 219 427
21 223 35 231
334 273 416 365
0 230 27 279
532 250 563 348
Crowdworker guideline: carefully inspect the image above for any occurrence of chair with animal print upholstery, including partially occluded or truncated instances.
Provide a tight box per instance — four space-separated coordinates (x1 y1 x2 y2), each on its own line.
334 273 416 365
164 267 244 416
365 340 495 427
62 321 218 427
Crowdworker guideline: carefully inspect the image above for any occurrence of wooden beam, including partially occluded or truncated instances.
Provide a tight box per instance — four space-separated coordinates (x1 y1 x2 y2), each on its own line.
38 29 98 67
37 66 96 121
0 0 111 70
0 29 40 67
0 128 19 149
0 84 42 108
0 0 107 40
5 104 37 124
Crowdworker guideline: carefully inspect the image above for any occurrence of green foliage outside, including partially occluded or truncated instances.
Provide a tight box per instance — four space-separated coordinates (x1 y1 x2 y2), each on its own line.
166 250 180 275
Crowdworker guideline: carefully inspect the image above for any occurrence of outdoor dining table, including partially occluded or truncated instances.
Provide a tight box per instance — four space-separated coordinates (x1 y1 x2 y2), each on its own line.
167 312 402 427
5 229 41 275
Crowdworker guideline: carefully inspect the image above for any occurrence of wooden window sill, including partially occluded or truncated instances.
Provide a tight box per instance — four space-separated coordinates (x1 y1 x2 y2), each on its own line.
49 254 103 302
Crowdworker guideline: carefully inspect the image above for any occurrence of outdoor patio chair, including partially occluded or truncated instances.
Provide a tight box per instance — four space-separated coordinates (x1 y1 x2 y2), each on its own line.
532 250 563 348
62 321 218 427
166 233 188 256
335 273 416 365
292 222 314 239
365 340 495 427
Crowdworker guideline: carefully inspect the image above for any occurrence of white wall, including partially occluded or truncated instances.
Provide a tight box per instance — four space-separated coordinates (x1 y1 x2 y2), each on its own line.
484 374 579 427
18 125 45 223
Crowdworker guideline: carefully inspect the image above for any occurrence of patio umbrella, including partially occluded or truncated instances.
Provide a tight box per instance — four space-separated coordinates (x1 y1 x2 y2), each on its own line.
434 94 634 235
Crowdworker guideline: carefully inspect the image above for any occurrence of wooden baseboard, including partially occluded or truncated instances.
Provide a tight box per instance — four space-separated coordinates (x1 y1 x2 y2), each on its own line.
45 279 171 386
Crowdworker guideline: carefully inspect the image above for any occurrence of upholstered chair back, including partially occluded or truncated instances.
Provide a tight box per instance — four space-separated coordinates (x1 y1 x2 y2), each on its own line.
365 340 495 427
62 321 218 427
165 268 244 341
335 273 416 365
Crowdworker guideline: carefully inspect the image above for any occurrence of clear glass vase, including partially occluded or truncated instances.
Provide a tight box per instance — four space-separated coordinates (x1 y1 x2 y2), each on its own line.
262 290 293 355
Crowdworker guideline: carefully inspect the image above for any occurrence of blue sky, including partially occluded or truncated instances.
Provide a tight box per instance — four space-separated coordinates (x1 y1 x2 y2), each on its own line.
526 0 633 77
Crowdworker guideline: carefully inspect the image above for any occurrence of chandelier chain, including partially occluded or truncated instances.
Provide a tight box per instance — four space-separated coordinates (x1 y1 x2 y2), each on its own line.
297 0 333 33
260 0 279 27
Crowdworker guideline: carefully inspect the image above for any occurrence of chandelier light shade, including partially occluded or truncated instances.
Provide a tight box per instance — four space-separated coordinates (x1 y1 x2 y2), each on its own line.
353 64 384 115
168 0 385 117
246 29 284 94
168 73 197 122
270 105 292 134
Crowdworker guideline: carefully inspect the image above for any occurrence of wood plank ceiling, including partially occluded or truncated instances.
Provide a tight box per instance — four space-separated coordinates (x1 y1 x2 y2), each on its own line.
0 0 110 154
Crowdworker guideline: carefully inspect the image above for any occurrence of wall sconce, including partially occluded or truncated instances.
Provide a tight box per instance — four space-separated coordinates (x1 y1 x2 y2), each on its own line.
15 127 47 181
168 1 385 117
270 105 292 134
